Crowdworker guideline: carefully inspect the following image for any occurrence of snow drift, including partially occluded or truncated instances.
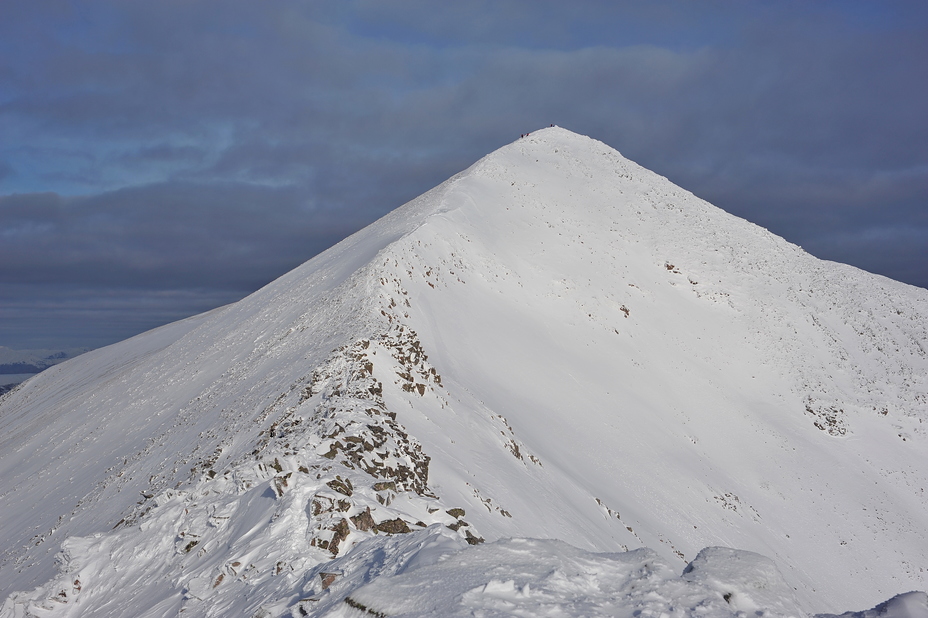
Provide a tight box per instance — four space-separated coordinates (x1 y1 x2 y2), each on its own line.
1 127 926 617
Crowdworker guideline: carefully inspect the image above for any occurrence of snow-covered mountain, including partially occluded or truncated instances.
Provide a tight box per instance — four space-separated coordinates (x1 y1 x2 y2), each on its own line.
1 128 926 617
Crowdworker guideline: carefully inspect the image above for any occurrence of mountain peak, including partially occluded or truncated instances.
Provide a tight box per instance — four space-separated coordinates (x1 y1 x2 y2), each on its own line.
487 124 626 168
511 124 603 145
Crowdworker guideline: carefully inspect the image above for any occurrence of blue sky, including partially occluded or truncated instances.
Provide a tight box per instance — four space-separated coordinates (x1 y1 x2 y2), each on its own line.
1 0 926 349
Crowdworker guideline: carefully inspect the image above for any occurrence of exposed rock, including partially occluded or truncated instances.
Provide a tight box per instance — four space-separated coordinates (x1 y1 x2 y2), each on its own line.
326 477 353 496
350 507 376 532
296 333 436 497
328 519 350 556
344 597 386 618
272 472 292 497
319 572 339 590
375 518 411 535
310 495 352 528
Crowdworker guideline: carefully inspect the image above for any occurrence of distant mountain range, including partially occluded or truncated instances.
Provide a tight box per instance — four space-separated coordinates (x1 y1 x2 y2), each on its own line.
1 128 926 617
0 346 89 375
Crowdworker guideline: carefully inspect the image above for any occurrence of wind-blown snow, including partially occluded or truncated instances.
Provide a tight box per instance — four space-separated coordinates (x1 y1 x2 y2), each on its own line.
325 538 809 618
1 128 926 617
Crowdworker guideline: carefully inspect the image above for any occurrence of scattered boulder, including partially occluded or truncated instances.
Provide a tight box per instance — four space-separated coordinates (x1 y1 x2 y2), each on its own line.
319 572 340 590
375 518 411 534
328 519 351 555
326 477 353 496
350 507 376 532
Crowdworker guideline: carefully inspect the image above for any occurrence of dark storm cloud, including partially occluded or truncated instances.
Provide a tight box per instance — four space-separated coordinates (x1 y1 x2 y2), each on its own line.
1 0 926 348
0 185 364 289
0 283 236 351
0 183 374 348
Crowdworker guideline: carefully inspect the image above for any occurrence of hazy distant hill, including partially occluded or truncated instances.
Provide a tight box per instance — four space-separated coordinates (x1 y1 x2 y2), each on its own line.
0 346 89 374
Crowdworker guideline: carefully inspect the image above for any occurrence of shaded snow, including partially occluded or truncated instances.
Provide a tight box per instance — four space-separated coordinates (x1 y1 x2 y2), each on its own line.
817 592 928 618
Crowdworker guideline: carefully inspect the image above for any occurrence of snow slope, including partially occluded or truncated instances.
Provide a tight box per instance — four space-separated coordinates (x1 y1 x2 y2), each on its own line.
1 128 926 616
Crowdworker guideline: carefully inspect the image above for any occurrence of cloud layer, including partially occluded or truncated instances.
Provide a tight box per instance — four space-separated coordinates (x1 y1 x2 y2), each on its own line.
2 1 926 348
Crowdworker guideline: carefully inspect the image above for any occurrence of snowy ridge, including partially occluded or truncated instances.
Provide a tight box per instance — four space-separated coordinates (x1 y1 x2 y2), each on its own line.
1 128 927 617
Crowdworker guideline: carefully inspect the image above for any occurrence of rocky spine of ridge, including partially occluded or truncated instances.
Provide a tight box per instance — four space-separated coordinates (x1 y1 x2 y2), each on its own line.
4 263 497 614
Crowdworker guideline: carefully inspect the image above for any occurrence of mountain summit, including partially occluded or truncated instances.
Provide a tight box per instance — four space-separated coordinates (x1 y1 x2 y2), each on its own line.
2 128 927 617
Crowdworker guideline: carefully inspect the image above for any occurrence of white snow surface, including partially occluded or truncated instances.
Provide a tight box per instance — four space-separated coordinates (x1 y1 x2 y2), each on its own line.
1 127 927 617
323 536 809 618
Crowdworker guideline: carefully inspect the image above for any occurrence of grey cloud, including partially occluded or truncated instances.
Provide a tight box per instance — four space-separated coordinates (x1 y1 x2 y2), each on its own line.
0 182 380 349
0 283 238 350
120 143 209 166
1 0 926 349
0 161 14 182
0 183 374 290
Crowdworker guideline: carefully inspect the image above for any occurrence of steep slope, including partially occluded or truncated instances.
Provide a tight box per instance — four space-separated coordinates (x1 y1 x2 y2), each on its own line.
1 128 926 616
